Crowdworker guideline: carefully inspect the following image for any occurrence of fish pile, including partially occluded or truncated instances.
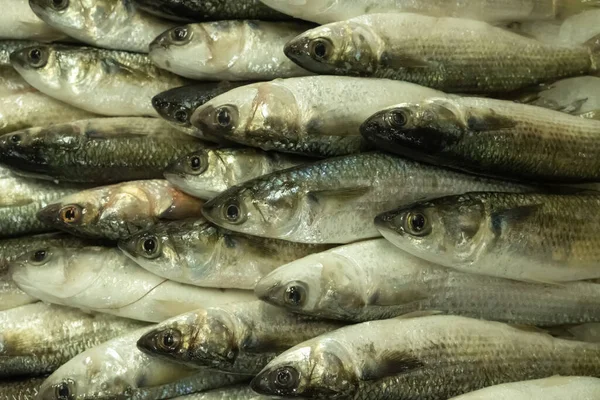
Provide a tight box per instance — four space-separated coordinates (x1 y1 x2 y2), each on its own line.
1 0 600 399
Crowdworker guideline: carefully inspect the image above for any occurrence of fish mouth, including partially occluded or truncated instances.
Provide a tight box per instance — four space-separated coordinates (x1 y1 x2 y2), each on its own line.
28 0 50 18
283 36 310 66
36 203 63 227
359 111 388 144
149 35 170 52
9 49 29 71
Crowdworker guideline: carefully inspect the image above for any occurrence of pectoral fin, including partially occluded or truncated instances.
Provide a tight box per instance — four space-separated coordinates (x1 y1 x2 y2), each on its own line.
361 350 424 381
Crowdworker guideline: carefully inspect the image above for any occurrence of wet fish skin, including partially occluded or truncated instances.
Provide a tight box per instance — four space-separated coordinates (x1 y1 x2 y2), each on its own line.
0 377 45 400
0 40 41 66
376 192 600 283
0 302 146 378
0 272 36 311
36 327 246 400
450 376 600 399
0 0 66 41
173 386 277 400
131 0 289 22
190 77 445 157
150 21 311 81
256 238 600 325
36 180 204 240
0 118 210 183
0 66 32 96
9 244 254 322
152 82 249 142
29 0 177 53
284 14 600 93
10 45 190 116
164 148 307 199
251 315 600 399
361 97 600 183
201 152 529 244
137 301 344 374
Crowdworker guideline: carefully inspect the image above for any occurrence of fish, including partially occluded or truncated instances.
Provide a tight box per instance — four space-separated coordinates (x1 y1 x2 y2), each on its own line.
150 21 312 81
259 0 600 24
376 192 600 284
10 45 190 116
173 386 277 399
131 0 289 22
360 96 600 182
36 327 247 400
0 117 211 183
0 0 67 41
284 14 600 93
164 148 307 199
9 244 255 322
190 76 445 157
0 272 37 311
250 315 600 399
36 180 204 240
119 218 332 289
137 301 344 374
0 67 31 96
0 302 146 377
256 238 600 325
152 82 249 142
0 166 85 238
0 40 41 66
201 152 530 244
0 377 45 400
29 0 177 53
449 376 600 399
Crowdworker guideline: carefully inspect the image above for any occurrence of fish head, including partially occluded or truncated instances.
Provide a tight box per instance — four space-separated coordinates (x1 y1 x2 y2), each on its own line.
152 89 196 129
164 149 228 199
375 195 488 267
361 99 466 153
37 195 103 238
29 0 103 39
191 82 300 148
251 340 357 398
10 45 65 91
284 22 379 76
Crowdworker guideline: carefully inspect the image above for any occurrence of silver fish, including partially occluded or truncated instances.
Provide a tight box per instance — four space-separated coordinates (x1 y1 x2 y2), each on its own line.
0 0 67 40
119 218 332 289
0 302 146 377
9 244 255 322
251 315 600 399
201 152 529 244
29 0 177 52
10 45 190 116
256 238 600 325
0 377 45 400
164 148 307 199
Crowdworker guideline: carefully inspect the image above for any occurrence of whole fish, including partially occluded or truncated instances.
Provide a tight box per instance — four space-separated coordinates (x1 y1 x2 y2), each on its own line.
361 97 600 182
29 0 176 52
0 118 210 183
251 315 600 399
10 45 190 116
0 0 66 40
9 244 255 322
259 0 599 24
256 238 600 325
150 21 311 81
165 148 307 199
119 218 332 289
376 193 600 283
0 302 146 377
131 0 289 22
201 152 529 244
152 82 249 141
36 327 246 400
0 377 45 400
450 376 600 399
284 14 600 93
173 386 277 400
36 180 204 240
137 301 344 374
191 77 445 157
0 166 84 238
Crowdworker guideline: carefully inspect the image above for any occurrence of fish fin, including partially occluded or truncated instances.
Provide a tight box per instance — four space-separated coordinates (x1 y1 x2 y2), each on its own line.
584 34 600 76
578 109 600 120
509 324 553 336
307 187 371 203
490 204 542 235
394 310 444 319
465 110 518 131
360 351 424 381
100 57 126 75
560 98 589 114
380 51 434 69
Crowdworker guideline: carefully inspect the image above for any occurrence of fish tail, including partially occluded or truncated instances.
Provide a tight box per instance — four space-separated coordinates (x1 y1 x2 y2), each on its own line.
585 34 600 76
556 0 600 18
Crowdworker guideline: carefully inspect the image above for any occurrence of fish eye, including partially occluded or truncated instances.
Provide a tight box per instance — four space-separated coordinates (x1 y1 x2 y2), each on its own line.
53 379 74 400
59 205 82 224
30 249 49 264
284 285 306 307
10 134 21 143
170 27 189 42
157 329 181 352
310 38 332 60
139 236 161 258
184 152 208 175
223 202 242 223
215 106 233 128
386 110 409 128
50 0 69 11
272 366 300 390
174 109 188 124
189 156 202 170
405 212 431 236
27 48 48 68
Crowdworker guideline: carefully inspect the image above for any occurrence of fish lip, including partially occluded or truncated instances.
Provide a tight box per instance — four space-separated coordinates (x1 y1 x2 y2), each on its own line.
359 111 387 142
283 37 308 67
28 0 48 19
151 94 169 114
200 199 219 225
136 330 161 355
9 49 28 70
253 278 281 305
117 237 137 259
149 35 169 52
36 203 63 227
249 371 272 395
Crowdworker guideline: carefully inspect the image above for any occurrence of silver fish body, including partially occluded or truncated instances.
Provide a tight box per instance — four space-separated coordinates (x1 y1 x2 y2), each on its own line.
0 0 66 40
0 67 31 95
251 315 600 399
0 302 146 377
119 218 332 289
150 21 312 80
173 386 277 400
10 45 190 116
201 152 529 244
0 272 36 311
191 77 445 157
0 377 44 400
9 244 254 322
164 148 307 199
